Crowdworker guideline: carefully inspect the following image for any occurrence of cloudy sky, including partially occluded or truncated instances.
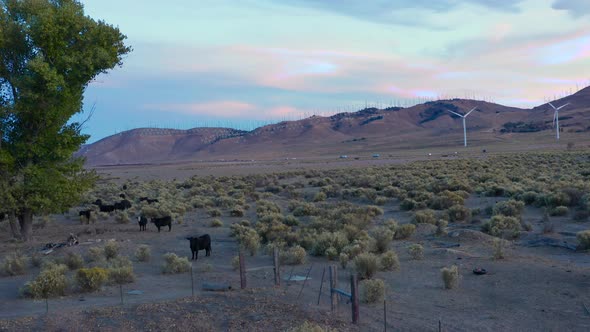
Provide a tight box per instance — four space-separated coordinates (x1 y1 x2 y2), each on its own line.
78 0 590 142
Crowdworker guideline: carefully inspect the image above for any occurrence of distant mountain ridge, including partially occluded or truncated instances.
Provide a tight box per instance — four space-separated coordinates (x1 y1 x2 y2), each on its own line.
78 87 590 166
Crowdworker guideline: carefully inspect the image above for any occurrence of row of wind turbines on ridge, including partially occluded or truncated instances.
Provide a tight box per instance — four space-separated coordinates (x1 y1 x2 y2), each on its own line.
446 101 570 147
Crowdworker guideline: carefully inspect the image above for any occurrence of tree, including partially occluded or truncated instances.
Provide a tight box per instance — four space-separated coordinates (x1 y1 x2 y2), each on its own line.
0 0 131 241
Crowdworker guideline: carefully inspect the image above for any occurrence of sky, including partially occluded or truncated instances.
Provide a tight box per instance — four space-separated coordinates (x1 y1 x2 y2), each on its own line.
76 0 590 143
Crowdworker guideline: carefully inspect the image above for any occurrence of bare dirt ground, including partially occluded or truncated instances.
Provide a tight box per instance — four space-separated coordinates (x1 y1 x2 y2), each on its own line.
1 156 590 331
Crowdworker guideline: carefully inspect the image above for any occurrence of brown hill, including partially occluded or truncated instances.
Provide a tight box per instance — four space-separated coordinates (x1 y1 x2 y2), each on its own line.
79 90 590 166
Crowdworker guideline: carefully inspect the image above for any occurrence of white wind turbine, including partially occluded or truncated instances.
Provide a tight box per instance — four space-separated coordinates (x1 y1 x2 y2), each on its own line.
549 102 570 140
446 107 478 147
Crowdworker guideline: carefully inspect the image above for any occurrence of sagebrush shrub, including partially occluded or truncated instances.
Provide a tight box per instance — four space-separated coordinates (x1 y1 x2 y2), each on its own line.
492 238 507 259
549 206 569 216
360 279 386 304
441 265 459 289
493 200 525 218
210 219 224 227
354 253 379 279
108 257 135 284
371 227 394 253
104 241 119 260
64 252 85 270
379 250 400 271
22 263 68 299
408 244 424 260
135 245 151 262
2 253 26 276
162 253 190 274
413 209 437 224
394 224 416 239
482 215 521 238
280 245 307 265
87 246 104 262
576 230 590 250
76 267 109 292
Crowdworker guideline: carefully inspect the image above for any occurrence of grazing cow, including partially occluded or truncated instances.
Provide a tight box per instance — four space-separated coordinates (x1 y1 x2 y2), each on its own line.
114 199 132 211
186 234 211 260
137 216 148 231
99 204 115 213
151 216 172 232
79 209 92 221
147 198 159 204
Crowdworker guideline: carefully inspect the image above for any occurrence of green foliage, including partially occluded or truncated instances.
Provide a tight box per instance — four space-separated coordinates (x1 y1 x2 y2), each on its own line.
162 253 190 274
447 204 472 223
492 238 507 259
115 210 130 224
493 200 525 218
21 263 68 299
87 246 104 263
135 245 151 262
230 224 261 256
413 209 437 224
549 206 569 216
441 265 459 289
64 252 84 270
104 240 119 260
371 227 394 253
408 244 424 260
354 253 379 279
482 215 521 238
107 256 135 284
576 230 590 250
379 250 400 271
210 218 224 227
2 253 26 276
339 253 349 269
394 224 416 239
360 279 386 304
76 267 109 292
0 0 131 240
280 245 307 265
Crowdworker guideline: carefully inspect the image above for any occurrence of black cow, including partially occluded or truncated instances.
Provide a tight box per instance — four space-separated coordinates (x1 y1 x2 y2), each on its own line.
99 204 115 213
79 209 92 221
119 193 126 199
93 199 103 206
186 234 211 260
151 216 172 232
139 197 148 202
137 216 148 231
147 198 159 204
114 199 132 211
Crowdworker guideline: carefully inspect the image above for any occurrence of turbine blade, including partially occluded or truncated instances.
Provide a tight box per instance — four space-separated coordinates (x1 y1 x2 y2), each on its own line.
465 107 477 117
548 102 557 110
556 103 570 111
446 110 463 117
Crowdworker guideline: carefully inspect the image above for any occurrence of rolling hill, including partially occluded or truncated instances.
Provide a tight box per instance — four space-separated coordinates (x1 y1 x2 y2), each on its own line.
78 87 590 166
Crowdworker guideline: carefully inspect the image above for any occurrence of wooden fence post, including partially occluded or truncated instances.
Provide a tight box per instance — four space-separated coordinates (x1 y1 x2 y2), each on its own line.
273 247 280 286
350 274 359 324
317 267 326 305
329 265 338 312
239 251 247 289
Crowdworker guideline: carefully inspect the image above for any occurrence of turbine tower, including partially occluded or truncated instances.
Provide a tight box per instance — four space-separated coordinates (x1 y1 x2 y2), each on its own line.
548 102 570 140
446 107 478 147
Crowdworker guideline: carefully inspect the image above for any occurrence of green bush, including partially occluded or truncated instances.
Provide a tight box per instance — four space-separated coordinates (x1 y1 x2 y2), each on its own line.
441 265 459 289
115 210 130 224
280 245 307 265
64 252 85 270
492 238 507 259
354 253 379 279
576 230 590 250
104 241 119 260
549 206 569 216
87 246 104 263
210 219 224 227
135 245 151 262
408 244 424 260
379 250 400 271
394 224 416 239
108 257 135 284
371 227 394 253
208 208 222 217
21 263 68 299
162 253 190 274
482 215 521 238
493 200 525 218
360 279 386 304
76 267 109 292
447 205 472 223
313 191 327 202
2 253 26 276
413 209 437 224
339 253 349 269
230 207 245 217
436 220 448 236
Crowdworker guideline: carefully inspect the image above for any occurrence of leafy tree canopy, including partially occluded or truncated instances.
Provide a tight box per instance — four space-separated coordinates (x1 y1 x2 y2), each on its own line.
0 0 131 240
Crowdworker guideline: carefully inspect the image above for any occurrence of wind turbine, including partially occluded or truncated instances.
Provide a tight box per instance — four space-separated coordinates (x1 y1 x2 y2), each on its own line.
548 102 570 140
446 107 478 147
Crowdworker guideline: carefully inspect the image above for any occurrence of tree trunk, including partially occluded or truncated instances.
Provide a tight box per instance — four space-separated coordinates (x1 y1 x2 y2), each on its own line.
18 209 33 242
8 212 21 240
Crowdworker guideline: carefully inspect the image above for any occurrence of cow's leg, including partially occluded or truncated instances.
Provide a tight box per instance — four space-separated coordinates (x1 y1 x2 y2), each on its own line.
157 226 161 232
168 224 171 231
206 246 211 256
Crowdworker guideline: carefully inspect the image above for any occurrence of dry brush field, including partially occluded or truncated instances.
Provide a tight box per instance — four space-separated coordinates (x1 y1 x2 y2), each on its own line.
1 151 590 331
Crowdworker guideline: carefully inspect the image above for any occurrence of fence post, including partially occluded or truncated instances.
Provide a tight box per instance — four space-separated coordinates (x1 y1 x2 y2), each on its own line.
273 247 280 286
317 267 326 305
351 274 359 324
239 251 247 289
329 265 338 312
297 263 313 299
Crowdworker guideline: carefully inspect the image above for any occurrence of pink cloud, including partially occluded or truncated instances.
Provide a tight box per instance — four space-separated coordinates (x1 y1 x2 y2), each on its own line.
143 101 257 117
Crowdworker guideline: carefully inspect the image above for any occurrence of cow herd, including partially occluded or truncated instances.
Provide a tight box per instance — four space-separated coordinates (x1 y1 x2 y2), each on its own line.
80 193 211 260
